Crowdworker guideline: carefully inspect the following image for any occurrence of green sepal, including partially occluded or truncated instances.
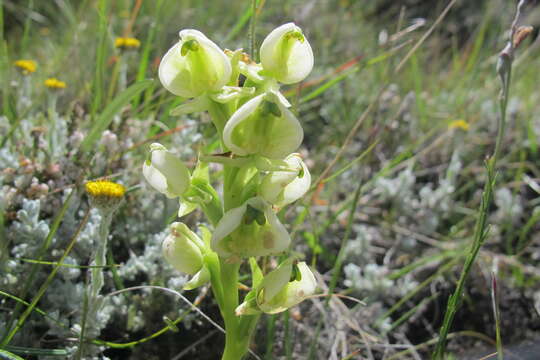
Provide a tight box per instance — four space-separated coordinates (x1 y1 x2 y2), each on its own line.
182 161 223 225
200 154 251 167
202 252 224 308
170 95 209 116
249 257 263 288
226 48 243 86
183 265 211 290
254 155 298 172
209 86 256 104
199 225 213 248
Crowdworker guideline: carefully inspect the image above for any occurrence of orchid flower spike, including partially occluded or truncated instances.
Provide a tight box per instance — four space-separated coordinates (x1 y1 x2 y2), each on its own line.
142 143 190 198
260 153 311 207
159 29 232 98
223 92 303 159
260 23 313 84
236 259 317 315
211 197 290 258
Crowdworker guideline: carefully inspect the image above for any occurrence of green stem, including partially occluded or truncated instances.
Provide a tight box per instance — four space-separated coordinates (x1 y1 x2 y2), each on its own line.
206 99 260 359
219 261 251 360
432 44 512 360
47 93 58 157
78 210 113 358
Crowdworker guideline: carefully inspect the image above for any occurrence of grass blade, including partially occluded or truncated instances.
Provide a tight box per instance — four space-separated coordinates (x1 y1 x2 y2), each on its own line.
0 208 90 347
90 0 110 119
3 346 68 357
0 349 24 360
80 79 154 153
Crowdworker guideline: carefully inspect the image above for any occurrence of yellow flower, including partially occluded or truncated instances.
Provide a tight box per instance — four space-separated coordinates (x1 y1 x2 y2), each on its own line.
85 180 126 210
448 119 470 131
14 60 37 75
115 37 141 49
44 78 67 89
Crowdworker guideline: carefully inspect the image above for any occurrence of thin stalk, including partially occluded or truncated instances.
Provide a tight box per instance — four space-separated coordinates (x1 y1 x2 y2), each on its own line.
433 1 523 355
47 93 58 158
78 208 115 358
491 272 503 360
432 148 496 359
248 0 257 60
264 315 276 359
283 310 292 360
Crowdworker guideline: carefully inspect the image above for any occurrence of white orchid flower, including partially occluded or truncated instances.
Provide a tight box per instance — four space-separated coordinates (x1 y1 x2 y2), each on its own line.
159 29 231 98
236 259 317 315
211 197 290 258
260 153 311 207
162 222 205 275
223 93 303 159
142 143 190 198
260 23 313 84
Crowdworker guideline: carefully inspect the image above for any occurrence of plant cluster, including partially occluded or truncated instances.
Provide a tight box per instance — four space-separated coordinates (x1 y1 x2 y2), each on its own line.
142 23 319 359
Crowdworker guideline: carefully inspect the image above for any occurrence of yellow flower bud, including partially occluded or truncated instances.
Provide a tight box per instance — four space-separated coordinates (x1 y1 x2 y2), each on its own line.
14 59 37 75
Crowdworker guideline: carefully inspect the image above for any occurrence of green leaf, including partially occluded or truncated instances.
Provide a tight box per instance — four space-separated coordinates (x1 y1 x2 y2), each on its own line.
2 346 68 358
0 349 25 360
80 79 154 153
163 316 179 332
300 67 358 104
249 257 263 288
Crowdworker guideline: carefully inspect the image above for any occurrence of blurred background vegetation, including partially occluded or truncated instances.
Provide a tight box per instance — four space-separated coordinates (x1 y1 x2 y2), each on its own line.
2 0 540 359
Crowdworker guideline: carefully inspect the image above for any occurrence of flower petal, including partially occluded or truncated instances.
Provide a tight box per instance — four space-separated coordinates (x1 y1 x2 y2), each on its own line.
159 30 231 98
159 42 192 97
260 23 313 84
211 203 247 256
223 94 303 159
142 160 169 194
150 146 191 197
261 201 291 253
223 94 265 156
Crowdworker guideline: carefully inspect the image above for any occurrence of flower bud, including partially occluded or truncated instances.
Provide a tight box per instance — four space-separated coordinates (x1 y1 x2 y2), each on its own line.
260 153 311 207
142 143 190 198
260 23 313 84
236 259 317 315
162 222 204 275
223 93 303 159
211 197 290 258
159 29 231 98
